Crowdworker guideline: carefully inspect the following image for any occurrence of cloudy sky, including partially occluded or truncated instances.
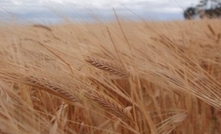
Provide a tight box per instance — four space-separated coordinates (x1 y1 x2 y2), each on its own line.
0 0 199 24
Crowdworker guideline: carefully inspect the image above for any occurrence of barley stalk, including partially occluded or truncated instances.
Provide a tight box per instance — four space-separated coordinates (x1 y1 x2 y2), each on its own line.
85 56 129 78
25 76 83 107
84 90 133 121
32 24 52 32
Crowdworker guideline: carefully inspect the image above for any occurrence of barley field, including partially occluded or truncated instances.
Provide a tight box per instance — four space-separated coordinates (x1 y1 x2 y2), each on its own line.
0 18 220 134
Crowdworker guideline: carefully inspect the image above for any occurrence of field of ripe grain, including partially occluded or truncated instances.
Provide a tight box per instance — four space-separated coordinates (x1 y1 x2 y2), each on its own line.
0 19 220 134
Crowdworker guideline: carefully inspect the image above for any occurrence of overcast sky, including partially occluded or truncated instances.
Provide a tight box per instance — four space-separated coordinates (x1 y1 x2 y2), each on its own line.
0 0 199 24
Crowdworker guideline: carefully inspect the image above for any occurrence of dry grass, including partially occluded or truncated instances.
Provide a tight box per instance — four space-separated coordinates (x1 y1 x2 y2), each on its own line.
0 18 220 134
